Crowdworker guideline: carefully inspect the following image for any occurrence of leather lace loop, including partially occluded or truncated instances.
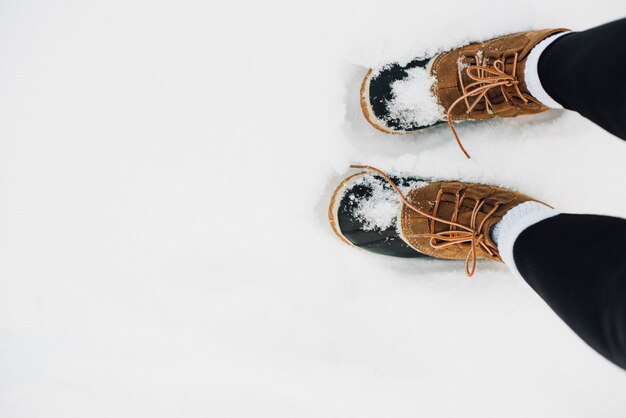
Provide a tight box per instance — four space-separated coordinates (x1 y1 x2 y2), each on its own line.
351 165 501 277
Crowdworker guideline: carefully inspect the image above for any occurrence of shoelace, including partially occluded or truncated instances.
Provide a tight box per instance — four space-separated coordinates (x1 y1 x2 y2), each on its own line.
352 165 501 277
447 52 529 159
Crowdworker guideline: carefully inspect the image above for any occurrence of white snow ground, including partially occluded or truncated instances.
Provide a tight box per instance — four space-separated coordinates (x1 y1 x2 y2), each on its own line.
1 1 626 417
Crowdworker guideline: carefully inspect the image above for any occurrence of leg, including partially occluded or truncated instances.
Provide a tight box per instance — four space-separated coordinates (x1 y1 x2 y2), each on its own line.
513 214 626 370
538 18 626 140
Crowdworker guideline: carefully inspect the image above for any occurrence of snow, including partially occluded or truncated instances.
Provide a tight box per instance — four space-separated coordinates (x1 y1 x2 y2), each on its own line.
1 1 626 417
383 64 445 129
349 174 427 231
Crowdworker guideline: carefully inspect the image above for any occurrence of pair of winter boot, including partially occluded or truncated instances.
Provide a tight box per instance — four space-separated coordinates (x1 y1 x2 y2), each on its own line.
330 28 568 276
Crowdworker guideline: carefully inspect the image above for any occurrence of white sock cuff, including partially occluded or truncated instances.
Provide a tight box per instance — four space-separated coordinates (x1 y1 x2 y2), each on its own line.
524 31 571 109
492 201 559 278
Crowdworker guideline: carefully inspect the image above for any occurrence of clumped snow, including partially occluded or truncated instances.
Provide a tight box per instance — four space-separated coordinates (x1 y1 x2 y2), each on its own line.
384 65 445 128
350 174 427 230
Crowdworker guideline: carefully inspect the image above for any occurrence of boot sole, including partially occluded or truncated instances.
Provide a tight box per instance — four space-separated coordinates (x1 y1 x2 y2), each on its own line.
327 172 366 247
359 69 401 134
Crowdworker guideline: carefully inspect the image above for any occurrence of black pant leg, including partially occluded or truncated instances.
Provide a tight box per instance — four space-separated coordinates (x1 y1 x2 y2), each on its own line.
513 214 626 370
538 18 626 140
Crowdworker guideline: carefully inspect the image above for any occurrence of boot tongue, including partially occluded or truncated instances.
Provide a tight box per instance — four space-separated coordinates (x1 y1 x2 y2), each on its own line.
455 52 525 113
431 199 460 235
431 186 509 243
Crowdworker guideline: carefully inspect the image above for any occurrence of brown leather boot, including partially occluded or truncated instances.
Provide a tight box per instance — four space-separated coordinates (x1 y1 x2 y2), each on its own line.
361 28 570 158
329 166 544 276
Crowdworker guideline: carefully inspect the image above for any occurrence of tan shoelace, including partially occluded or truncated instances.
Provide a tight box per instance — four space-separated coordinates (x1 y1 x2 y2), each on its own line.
352 165 501 276
447 53 529 159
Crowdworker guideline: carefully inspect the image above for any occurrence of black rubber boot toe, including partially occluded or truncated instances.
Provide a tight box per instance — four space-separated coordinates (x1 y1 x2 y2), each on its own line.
331 173 429 258
368 58 444 132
